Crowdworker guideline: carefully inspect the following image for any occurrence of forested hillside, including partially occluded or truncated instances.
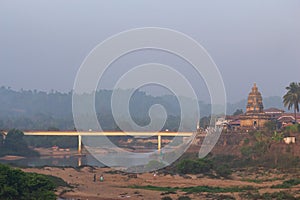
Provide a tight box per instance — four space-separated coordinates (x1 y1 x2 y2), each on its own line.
0 87 285 131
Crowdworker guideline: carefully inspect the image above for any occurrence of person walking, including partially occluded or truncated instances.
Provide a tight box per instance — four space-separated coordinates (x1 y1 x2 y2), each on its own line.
153 171 157 180
100 174 104 182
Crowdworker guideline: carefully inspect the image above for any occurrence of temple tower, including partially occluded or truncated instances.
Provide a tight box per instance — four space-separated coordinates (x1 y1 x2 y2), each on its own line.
246 83 264 113
240 83 270 129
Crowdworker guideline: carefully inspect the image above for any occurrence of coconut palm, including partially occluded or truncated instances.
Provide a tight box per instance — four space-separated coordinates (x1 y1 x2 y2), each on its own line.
283 82 300 124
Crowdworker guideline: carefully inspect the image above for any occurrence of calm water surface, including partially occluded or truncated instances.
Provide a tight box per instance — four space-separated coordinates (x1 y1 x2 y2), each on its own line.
0 154 103 167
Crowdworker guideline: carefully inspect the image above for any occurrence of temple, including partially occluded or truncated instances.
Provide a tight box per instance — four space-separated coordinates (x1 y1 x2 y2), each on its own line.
212 83 300 132
239 83 271 129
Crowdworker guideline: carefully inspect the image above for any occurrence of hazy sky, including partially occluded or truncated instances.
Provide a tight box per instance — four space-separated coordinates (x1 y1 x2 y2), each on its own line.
0 0 299 103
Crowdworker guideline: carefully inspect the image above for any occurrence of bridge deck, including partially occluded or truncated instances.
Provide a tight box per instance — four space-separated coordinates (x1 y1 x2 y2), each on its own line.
23 131 194 137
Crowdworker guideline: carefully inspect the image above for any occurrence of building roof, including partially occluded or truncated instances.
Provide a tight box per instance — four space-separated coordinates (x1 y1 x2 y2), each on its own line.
229 120 240 125
264 107 284 114
226 115 240 121
277 113 300 122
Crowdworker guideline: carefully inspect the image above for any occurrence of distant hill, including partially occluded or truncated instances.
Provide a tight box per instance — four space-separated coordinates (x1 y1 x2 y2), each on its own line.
227 96 286 114
0 87 287 130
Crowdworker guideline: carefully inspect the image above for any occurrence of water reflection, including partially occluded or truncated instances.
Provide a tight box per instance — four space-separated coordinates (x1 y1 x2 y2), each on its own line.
0 148 170 169
0 154 104 168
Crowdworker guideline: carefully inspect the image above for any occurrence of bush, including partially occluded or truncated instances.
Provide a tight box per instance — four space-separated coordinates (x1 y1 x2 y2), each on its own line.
242 191 297 200
264 121 277 132
0 129 39 157
261 191 297 200
244 138 250 145
0 164 56 200
161 197 173 200
284 124 299 134
240 146 253 157
215 164 232 178
176 158 212 174
271 178 300 188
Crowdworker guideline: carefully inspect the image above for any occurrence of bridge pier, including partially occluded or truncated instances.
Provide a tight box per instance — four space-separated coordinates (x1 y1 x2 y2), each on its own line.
78 135 82 154
158 134 161 151
78 157 82 167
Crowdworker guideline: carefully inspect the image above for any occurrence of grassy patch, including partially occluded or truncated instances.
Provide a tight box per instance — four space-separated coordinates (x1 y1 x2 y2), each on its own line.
242 191 297 200
271 178 300 189
129 185 178 192
129 185 255 193
181 185 254 193
241 177 283 184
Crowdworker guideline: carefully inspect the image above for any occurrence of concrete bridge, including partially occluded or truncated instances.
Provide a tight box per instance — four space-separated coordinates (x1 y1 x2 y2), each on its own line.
21 131 194 154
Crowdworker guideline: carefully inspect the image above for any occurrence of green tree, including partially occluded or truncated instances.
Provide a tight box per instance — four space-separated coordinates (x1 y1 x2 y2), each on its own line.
0 132 3 148
264 121 277 132
215 164 232 178
176 158 212 174
199 116 210 129
233 109 243 116
271 131 284 142
0 164 56 200
283 82 300 124
1 129 39 157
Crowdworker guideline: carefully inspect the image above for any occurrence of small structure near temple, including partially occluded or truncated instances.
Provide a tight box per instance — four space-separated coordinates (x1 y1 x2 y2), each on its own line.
239 83 271 129
283 136 296 144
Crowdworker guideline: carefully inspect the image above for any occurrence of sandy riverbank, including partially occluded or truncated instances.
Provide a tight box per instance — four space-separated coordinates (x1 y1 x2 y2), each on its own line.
22 166 300 200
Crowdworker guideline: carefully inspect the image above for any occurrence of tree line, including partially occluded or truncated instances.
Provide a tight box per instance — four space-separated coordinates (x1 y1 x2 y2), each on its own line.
0 163 64 200
0 86 287 131
283 82 300 124
0 129 38 157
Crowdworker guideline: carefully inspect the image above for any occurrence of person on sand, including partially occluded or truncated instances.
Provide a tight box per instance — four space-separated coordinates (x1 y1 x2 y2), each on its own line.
100 174 104 182
153 171 157 180
93 174 96 182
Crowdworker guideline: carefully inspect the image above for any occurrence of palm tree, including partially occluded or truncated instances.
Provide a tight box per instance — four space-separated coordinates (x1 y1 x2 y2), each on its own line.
283 82 300 124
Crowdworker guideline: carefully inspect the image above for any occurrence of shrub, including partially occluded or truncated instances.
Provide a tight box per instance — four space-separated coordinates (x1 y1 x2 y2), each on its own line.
161 197 173 200
261 191 297 200
271 178 300 188
241 191 297 200
241 146 253 157
244 138 250 145
215 164 232 178
176 158 212 174
284 124 299 134
0 164 57 200
0 129 39 157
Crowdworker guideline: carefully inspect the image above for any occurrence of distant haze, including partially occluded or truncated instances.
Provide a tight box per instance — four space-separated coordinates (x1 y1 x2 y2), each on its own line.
0 0 299 103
